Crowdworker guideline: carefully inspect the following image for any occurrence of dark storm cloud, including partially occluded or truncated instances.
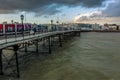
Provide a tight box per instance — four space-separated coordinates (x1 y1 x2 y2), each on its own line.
102 0 120 17
0 0 106 15
75 0 120 22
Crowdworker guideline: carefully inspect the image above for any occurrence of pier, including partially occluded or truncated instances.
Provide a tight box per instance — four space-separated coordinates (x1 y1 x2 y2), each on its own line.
0 30 81 78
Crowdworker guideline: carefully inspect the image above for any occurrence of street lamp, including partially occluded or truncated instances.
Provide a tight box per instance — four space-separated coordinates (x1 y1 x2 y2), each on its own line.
20 14 24 39
51 20 53 31
11 20 13 24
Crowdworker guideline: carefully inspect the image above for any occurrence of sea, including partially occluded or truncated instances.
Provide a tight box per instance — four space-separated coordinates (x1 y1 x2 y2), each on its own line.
0 32 120 80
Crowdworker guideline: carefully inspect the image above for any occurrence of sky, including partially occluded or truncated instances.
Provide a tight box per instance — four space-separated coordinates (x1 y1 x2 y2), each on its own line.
0 0 120 25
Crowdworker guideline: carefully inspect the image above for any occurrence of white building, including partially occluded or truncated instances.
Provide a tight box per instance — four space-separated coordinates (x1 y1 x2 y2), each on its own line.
92 23 101 30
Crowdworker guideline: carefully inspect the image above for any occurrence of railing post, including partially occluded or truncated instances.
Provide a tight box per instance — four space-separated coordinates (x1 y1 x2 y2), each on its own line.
15 31 17 41
13 45 20 78
5 32 7 43
0 49 3 75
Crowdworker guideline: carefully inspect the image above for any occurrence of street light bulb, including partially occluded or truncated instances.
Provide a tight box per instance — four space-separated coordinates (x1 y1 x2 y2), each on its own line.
20 14 24 20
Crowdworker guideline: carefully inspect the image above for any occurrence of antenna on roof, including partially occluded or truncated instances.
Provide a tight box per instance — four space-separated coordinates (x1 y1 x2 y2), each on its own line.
56 14 59 25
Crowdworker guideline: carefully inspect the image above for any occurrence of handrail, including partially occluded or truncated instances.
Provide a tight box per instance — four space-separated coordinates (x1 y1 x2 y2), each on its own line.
0 30 76 49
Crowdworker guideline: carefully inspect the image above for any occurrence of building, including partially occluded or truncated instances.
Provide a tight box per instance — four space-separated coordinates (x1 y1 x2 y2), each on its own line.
77 23 92 30
103 24 119 30
92 23 101 30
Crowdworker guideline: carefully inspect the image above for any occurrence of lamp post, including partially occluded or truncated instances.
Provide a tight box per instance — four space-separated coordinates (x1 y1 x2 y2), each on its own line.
20 15 24 39
11 20 13 24
2 23 7 43
51 20 53 32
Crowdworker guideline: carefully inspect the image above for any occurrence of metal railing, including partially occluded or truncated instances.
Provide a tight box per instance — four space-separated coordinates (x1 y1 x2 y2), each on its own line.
0 29 75 46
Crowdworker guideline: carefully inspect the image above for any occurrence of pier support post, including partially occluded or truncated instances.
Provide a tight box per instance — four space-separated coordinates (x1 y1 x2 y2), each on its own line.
62 34 67 42
36 39 39 53
78 31 81 37
50 36 53 47
59 34 62 47
68 32 72 40
13 45 20 78
48 37 51 54
25 42 27 53
71 32 74 38
43 38 45 47
0 49 3 75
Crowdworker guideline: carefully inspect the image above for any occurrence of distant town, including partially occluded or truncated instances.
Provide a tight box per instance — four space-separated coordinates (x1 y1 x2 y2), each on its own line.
0 20 120 34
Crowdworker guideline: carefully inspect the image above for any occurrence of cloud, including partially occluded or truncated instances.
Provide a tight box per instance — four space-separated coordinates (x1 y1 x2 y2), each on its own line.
74 10 103 22
74 0 120 24
0 0 106 15
102 0 120 17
